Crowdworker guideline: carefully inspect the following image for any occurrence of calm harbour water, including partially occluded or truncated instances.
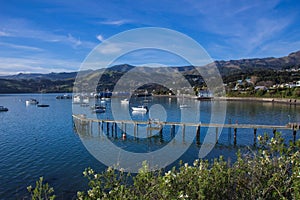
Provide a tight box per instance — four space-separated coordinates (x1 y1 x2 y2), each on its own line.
0 93 300 199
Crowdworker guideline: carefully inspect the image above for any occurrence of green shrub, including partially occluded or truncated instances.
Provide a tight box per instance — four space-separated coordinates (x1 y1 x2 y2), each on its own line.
29 133 300 199
27 177 55 200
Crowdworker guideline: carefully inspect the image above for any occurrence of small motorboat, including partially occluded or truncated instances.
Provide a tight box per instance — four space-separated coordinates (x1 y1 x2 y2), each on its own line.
82 96 89 104
26 99 39 105
0 106 8 112
37 104 49 107
121 98 129 104
80 103 89 107
179 104 190 109
56 94 72 99
90 104 106 110
73 95 81 104
131 105 148 112
92 106 106 113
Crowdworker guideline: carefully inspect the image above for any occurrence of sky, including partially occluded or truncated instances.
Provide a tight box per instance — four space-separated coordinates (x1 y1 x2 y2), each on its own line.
0 0 300 75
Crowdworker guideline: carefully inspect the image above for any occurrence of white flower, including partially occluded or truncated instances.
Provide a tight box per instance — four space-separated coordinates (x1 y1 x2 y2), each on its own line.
88 169 94 175
88 189 94 197
258 135 262 141
193 159 199 167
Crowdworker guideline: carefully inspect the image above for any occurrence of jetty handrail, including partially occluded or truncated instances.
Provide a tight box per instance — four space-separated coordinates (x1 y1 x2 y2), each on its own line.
72 114 297 130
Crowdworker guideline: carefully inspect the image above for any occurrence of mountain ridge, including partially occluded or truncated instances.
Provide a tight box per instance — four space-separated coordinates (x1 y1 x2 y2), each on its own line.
0 50 300 93
1 50 299 80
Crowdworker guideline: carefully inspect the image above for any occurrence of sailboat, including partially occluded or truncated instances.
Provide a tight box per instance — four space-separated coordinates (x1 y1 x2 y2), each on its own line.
179 95 190 109
37 89 49 107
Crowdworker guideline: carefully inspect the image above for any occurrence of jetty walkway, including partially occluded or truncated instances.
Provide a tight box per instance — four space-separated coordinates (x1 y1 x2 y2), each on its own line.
73 114 300 146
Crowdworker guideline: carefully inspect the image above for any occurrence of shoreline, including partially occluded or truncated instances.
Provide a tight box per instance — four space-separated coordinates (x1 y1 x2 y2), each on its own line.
215 97 300 105
152 94 300 105
1 93 299 105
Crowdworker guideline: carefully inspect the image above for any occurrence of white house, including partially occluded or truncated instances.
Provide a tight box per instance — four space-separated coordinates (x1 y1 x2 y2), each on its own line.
296 80 300 87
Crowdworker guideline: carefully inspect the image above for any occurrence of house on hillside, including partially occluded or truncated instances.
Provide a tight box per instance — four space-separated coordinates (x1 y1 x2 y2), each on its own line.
234 79 253 91
296 81 300 87
254 86 268 91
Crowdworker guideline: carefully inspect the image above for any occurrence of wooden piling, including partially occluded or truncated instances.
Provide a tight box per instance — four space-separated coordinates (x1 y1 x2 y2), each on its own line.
182 124 185 142
98 122 101 137
159 125 163 137
89 121 93 135
234 128 237 146
114 123 117 138
111 123 114 137
134 123 137 138
215 127 219 144
106 122 109 135
293 129 296 144
253 128 257 146
196 125 200 144
171 125 175 137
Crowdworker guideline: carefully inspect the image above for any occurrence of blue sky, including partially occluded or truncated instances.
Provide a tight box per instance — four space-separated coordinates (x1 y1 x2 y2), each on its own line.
0 0 300 75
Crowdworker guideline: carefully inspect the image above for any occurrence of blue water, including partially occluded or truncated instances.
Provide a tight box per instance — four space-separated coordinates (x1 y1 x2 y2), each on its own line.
0 94 300 199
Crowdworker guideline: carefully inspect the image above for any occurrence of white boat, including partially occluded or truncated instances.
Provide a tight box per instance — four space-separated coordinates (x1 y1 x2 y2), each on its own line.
0 106 8 112
73 95 81 104
179 95 190 109
179 104 190 109
26 99 39 105
100 97 107 104
121 98 129 104
132 105 148 112
82 97 89 104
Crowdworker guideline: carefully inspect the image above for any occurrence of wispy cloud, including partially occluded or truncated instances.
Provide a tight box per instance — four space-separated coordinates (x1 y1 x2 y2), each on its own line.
0 56 81 75
0 18 96 49
0 42 43 51
183 0 296 58
0 31 10 37
67 33 82 48
99 19 131 26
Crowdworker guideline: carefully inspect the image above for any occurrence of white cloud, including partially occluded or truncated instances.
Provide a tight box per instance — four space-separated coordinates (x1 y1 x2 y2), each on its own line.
67 33 82 48
97 43 122 54
0 18 96 49
99 19 130 26
0 42 43 51
0 56 80 75
0 31 10 37
96 34 104 42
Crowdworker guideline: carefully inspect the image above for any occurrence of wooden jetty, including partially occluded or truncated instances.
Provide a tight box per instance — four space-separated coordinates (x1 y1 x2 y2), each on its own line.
72 114 300 146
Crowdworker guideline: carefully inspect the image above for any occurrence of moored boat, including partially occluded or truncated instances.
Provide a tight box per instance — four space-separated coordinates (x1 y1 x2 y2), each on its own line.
0 106 8 112
179 104 190 109
26 99 39 105
131 105 148 112
73 95 81 104
56 94 72 99
37 104 49 107
92 106 106 113
121 98 129 104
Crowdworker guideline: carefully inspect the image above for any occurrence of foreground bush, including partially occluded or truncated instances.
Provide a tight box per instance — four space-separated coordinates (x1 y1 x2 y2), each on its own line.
29 133 300 199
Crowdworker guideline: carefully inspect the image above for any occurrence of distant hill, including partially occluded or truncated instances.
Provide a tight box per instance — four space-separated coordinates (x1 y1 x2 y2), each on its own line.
213 50 300 75
0 71 78 80
0 50 299 93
